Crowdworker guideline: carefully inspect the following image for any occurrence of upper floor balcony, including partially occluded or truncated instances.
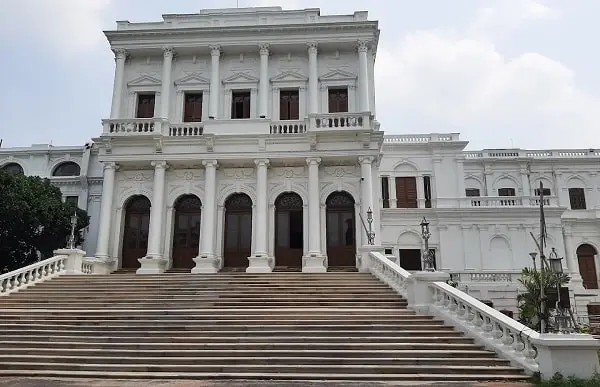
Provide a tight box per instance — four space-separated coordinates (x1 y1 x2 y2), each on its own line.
101 112 377 138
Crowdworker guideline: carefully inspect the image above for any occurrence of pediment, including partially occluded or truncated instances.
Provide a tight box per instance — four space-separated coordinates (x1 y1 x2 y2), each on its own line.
174 73 210 86
270 71 308 83
127 74 161 87
319 69 357 82
222 72 259 84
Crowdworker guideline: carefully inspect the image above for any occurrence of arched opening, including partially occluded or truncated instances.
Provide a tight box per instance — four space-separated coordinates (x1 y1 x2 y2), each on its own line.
121 195 151 269
171 195 202 270
2 163 24 175
274 192 303 269
577 244 598 289
53 162 81 177
223 193 253 268
325 191 356 267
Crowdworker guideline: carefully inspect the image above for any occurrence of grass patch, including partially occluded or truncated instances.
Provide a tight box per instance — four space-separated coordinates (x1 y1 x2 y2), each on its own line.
533 373 600 386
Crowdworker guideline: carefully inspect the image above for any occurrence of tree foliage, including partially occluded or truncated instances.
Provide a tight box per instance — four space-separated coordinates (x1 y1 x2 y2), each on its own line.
0 170 89 274
517 267 570 331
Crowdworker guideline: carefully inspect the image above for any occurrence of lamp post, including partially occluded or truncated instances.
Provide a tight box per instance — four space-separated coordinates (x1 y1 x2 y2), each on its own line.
548 247 571 332
420 217 434 271
366 207 375 245
67 211 78 249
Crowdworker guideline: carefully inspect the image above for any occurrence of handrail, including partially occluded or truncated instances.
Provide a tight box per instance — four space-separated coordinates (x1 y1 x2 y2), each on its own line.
367 251 411 297
0 255 68 295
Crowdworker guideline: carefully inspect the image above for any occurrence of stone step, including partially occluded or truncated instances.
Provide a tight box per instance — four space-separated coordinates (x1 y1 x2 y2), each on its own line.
0 310 421 317
0 302 408 308
0 361 522 375
0 347 499 359
0 341 484 350
2 296 405 302
0 369 530 382
0 355 510 366
0 322 449 330
0 335 469 343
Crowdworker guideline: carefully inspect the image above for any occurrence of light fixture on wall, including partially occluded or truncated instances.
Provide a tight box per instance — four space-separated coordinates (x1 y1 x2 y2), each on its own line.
420 217 434 272
68 211 78 249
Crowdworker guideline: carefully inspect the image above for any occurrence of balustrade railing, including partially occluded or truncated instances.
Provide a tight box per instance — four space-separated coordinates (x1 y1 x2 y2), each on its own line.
102 118 162 135
0 255 67 296
449 271 521 283
309 112 372 131
169 123 204 136
270 121 307 134
366 251 540 374
462 196 559 208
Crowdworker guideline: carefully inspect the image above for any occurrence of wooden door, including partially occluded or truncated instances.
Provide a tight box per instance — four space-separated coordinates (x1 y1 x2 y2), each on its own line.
275 193 303 268
395 177 418 208
326 192 356 267
121 196 151 269
223 193 253 268
328 88 348 113
171 195 202 269
577 244 599 289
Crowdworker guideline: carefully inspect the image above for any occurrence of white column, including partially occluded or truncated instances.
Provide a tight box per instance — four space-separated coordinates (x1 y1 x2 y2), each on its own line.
307 42 319 115
563 226 584 288
258 43 270 118
456 158 466 197
95 163 118 261
160 47 174 119
359 156 374 242
304 157 326 272
209 45 221 119
193 160 219 273
145 161 167 260
247 159 272 273
357 40 370 112
520 167 531 197
110 49 127 119
389 175 397 208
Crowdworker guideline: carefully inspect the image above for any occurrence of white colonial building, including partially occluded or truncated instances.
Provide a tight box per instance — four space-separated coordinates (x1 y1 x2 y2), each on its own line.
1 6 599 320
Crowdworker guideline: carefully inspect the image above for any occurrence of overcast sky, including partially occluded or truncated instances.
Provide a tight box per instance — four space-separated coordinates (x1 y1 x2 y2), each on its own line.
0 0 598 150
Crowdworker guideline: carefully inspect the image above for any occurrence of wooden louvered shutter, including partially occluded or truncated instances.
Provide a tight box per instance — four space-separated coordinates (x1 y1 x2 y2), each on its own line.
396 177 418 208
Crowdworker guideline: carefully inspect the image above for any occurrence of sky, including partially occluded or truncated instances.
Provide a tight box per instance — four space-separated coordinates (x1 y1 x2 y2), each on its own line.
0 0 598 151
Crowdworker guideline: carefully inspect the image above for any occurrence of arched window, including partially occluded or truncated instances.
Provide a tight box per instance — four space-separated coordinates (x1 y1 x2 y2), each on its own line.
2 163 24 175
53 162 81 177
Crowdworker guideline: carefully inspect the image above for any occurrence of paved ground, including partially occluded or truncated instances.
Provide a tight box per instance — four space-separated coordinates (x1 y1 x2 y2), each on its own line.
0 378 532 387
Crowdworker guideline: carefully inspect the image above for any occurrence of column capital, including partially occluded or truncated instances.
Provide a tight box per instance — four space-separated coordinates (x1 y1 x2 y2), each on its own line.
357 40 371 53
104 162 119 171
162 46 175 59
151 160 168 169
258 43 270 56
306 157 322 166
112 48 128 60
358 156 375 165
254 158 270 167
209 45 222 57
202 159 219 168
306 41 318 55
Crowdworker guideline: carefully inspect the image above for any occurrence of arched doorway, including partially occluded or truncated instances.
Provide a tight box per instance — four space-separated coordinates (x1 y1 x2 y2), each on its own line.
275 192 304 268
325 191 356 267
121 195 151 269
223 193 253 268
171 195 202 270
577 244 598 289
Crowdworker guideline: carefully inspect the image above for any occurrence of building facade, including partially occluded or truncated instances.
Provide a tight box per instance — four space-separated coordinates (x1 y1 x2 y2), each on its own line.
1 7 599 319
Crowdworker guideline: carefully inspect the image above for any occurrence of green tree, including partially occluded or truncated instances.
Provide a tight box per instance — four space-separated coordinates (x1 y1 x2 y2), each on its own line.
0 170 89 274
517 267 570 331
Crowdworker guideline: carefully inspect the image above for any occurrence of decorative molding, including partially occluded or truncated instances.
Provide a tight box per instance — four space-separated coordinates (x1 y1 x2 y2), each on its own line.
174 73 210 87
258 43 270 56
318 69 358 82
222 72 259 86
270 70 308 84
127 74 161 87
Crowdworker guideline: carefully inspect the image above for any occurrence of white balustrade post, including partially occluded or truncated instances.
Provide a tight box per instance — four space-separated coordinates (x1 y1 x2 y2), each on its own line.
406 271 450 314
95 162 118 262
209 45 221 119
303 157 326 272
110 49 127 119
55 248 86 275
531 334 600 380
357 40 370 112
192 160 220 274
307 42 319 115
247 159 272 273
160 47 174 119
258 43 270 118
138 161 168 274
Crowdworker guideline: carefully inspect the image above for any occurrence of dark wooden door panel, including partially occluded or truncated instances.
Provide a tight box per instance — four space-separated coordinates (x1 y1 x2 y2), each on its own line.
326 210 355 267
122 212 150 269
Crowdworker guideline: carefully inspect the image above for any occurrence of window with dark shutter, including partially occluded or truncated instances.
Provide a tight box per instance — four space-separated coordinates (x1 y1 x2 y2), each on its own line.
328 88 348 113
381 177 390 208
231 91 251 119
466 188 480 197
569 188 586 210
534 188 551 196
279 90 300 120
395 177 418 208
136 94 155 118
498 188 516 196
184 93 203 122
423 176 432 208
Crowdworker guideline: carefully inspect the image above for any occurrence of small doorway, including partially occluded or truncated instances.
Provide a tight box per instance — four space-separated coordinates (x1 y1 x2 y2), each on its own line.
121 195 151 269
275 192 304 268
223 193 253 268
325 191 356 267
577 244 598 289
399 249 422 271
171 195 202 270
